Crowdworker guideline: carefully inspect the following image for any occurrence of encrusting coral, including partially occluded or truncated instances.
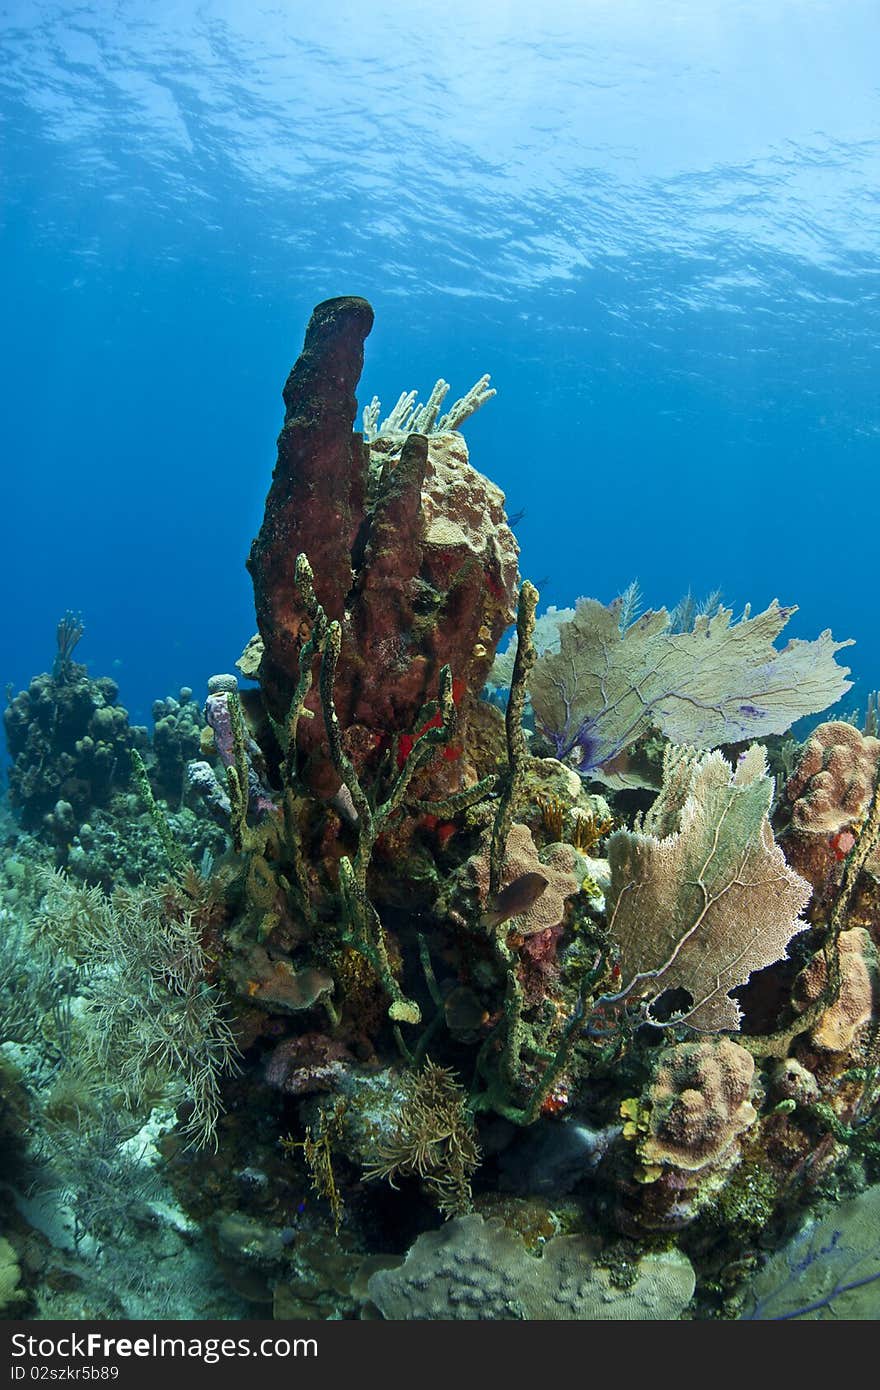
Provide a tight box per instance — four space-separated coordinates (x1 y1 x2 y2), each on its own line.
793 927 877 1053
366 1213 695 1320
451 821 580 938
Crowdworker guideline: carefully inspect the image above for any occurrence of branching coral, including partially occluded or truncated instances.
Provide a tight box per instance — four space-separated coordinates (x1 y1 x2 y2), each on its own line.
362 375 495 442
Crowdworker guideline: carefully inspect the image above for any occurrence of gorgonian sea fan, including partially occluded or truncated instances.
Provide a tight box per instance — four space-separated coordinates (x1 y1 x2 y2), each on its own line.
529 596 852 787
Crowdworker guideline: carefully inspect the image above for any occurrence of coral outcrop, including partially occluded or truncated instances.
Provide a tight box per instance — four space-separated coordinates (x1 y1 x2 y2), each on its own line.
6 296 880 1325
782 720 880 890
246 295 519 797
150 688 203 804
367 1213 695 1319
619 1038 758 1230
4 635 144 834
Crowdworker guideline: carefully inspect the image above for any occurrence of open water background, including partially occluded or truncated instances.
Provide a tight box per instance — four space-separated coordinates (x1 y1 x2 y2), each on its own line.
1 0 878 728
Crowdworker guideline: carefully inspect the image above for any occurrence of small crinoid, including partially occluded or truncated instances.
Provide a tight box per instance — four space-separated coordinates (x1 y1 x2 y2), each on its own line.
363 1059 481 1218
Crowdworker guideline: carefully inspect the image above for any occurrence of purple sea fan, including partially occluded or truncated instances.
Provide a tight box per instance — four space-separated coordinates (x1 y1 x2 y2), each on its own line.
529 596 853 788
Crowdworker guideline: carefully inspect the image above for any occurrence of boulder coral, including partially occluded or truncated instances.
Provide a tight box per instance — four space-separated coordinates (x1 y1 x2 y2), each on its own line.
619 1038 758 1230
782 721 880 888
367 1213 695 1320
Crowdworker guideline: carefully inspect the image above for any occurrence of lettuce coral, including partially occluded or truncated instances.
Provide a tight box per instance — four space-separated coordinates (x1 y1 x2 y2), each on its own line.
529 596 852 787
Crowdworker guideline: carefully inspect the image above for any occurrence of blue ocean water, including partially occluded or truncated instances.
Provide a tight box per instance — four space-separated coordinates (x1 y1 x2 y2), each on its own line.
2 0 878 729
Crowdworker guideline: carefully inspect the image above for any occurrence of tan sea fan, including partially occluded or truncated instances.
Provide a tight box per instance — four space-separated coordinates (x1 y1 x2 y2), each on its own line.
606 744 812 1031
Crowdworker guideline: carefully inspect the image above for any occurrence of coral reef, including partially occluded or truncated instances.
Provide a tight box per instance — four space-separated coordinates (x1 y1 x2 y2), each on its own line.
4 624 145 834
4 296 880 1323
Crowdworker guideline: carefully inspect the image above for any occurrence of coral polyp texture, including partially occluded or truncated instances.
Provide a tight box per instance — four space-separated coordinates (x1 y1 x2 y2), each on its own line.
3 295 880 1322
620 1038 758 1230
366 1213 695 1320
782 720 880 889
